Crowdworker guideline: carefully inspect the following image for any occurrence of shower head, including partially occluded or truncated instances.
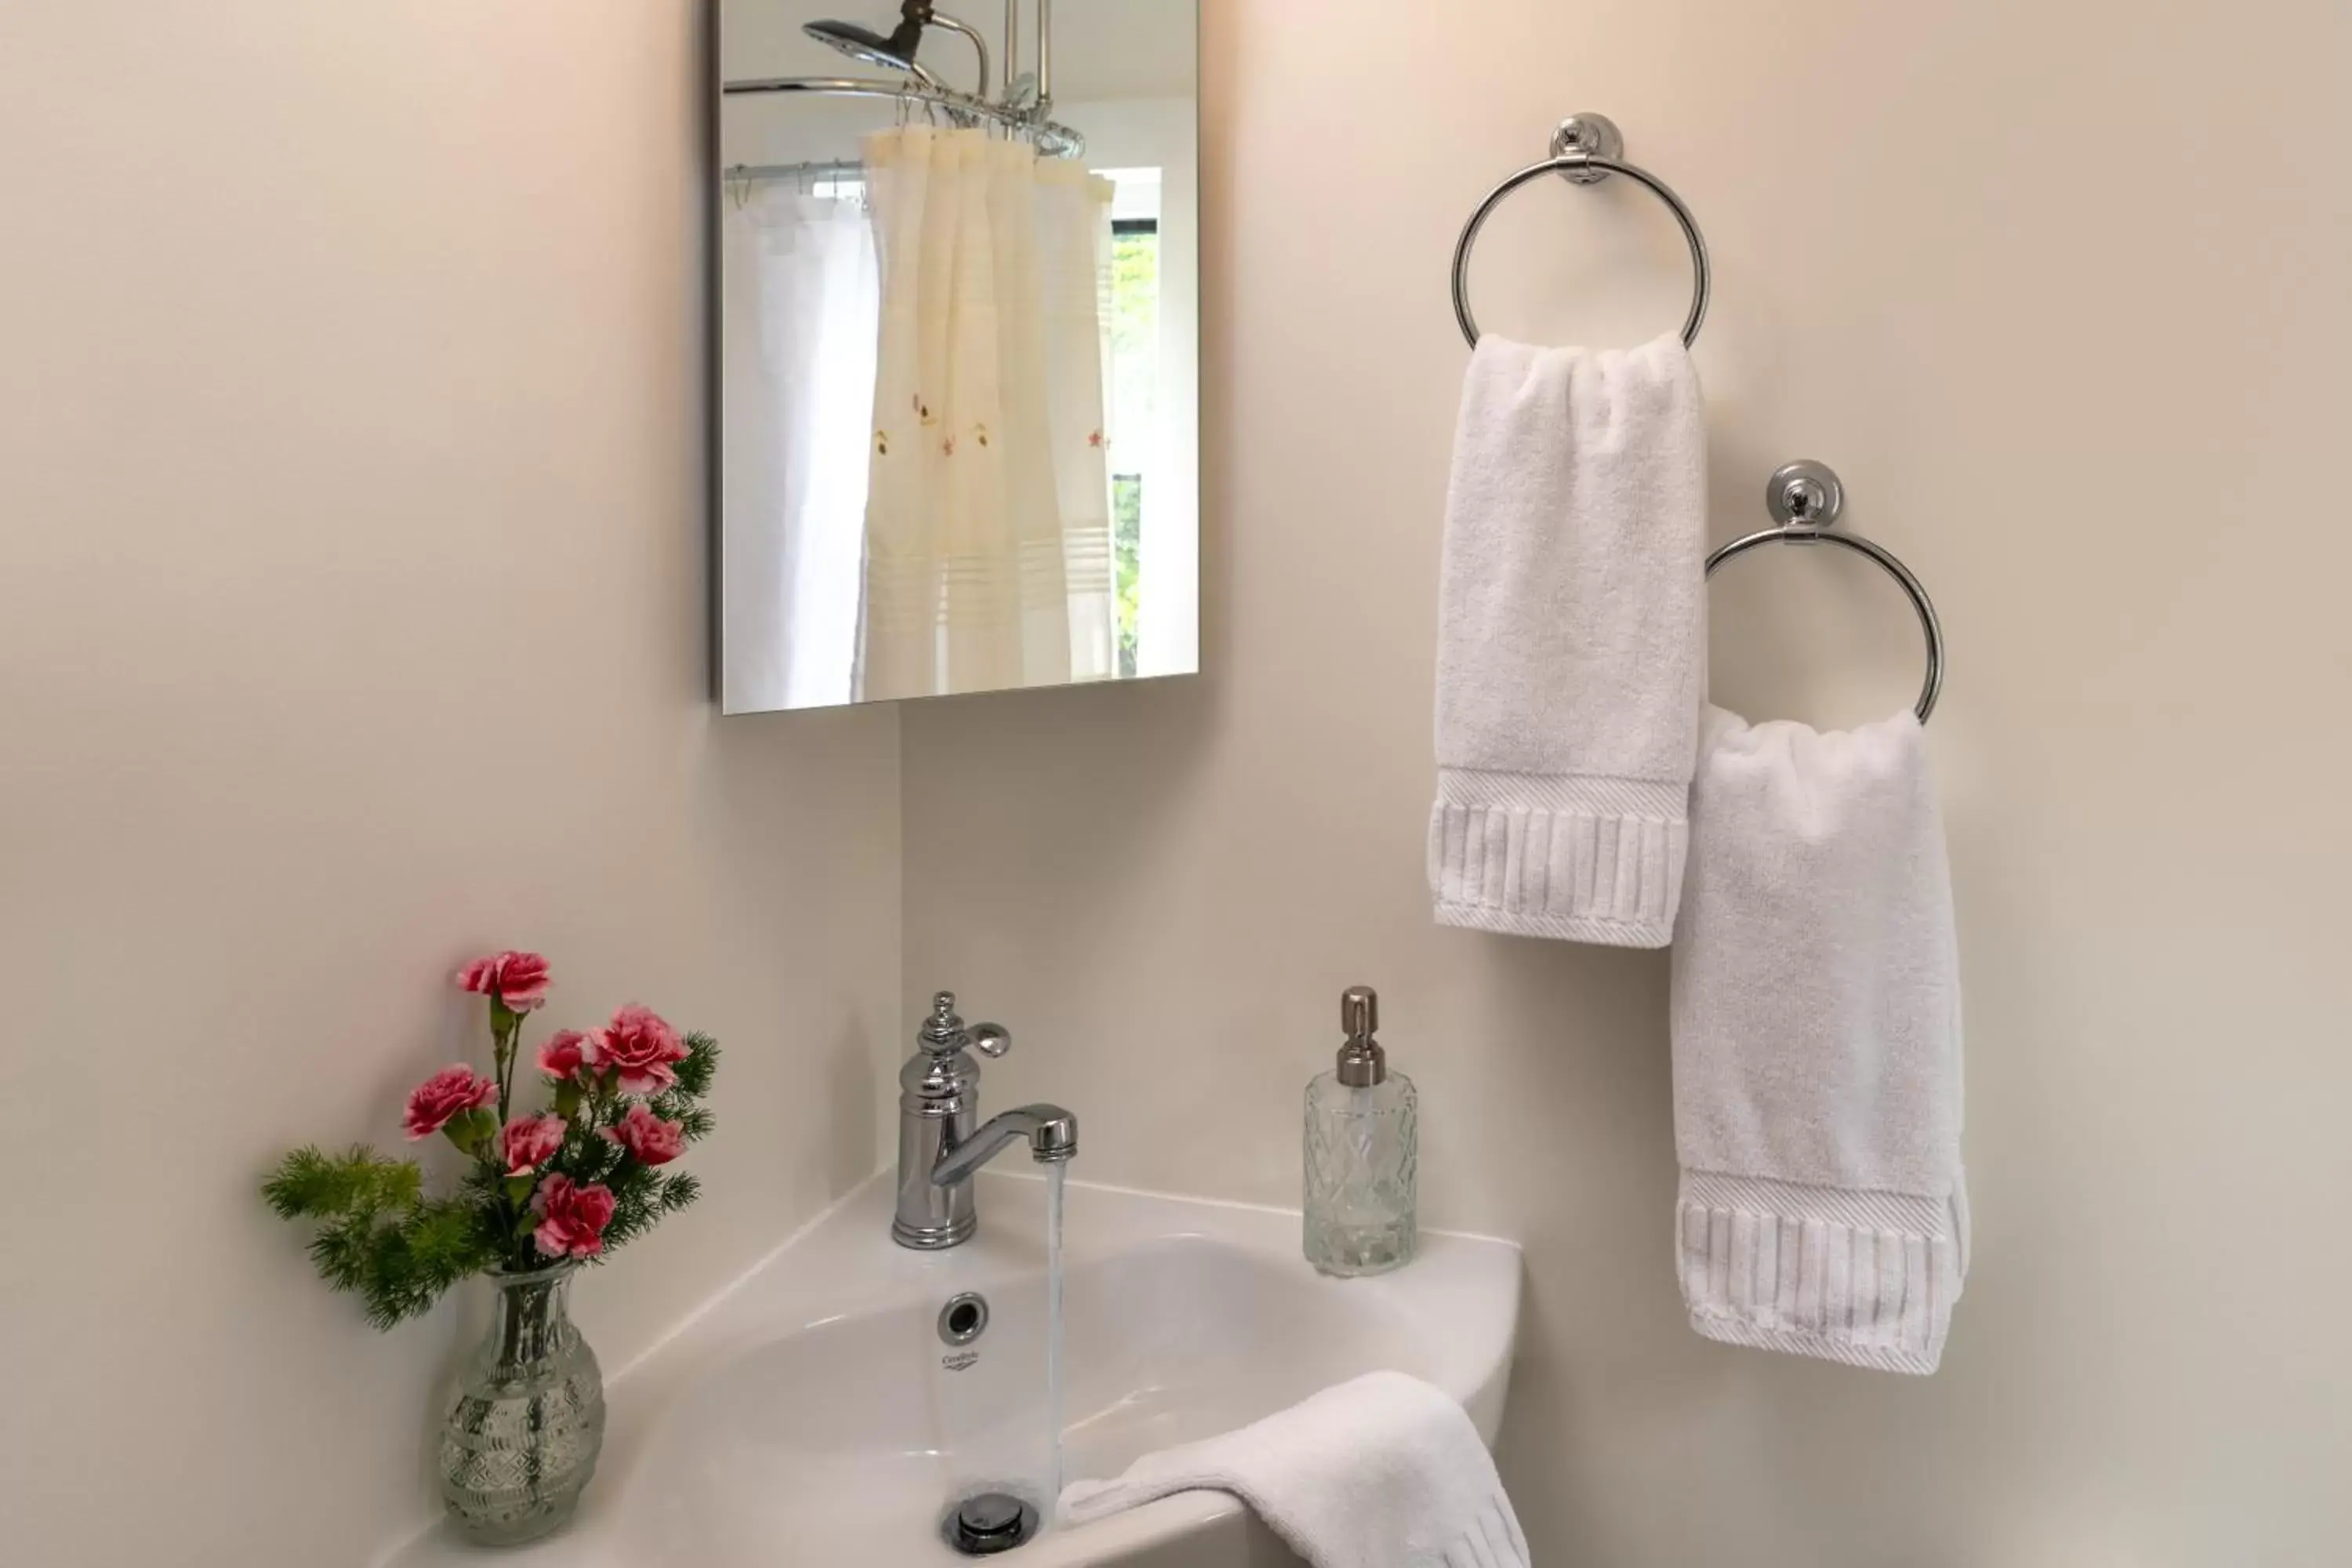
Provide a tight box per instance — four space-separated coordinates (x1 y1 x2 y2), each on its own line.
802 3 992 97
803 17 918 74
804 2 935 74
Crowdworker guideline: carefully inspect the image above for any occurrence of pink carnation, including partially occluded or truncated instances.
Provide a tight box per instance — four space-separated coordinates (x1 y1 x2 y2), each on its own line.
456 951 552 1013
591 1004 688 1094
536 1029 597 1081
403 1065 498 1142
497 1114 568 1177
532 1175 617 1259
602 1103 686 1167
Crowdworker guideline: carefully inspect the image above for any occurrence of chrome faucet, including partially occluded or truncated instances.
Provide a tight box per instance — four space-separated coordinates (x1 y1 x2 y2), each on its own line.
893 992 1078 1249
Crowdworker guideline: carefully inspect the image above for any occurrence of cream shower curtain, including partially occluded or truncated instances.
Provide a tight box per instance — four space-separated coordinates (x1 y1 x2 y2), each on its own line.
859 127 1116 701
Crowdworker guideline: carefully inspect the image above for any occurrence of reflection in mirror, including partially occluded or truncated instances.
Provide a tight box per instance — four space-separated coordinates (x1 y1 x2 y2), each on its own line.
717 0 1200 713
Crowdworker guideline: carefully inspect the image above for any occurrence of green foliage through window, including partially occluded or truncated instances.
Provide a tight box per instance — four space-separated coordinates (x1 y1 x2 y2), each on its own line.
1109 222 1160 680
1113 475 1142 677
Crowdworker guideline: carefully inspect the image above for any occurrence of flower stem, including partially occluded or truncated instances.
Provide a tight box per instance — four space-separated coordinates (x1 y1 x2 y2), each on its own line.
492 1008 518 1127
485 1004 525 1264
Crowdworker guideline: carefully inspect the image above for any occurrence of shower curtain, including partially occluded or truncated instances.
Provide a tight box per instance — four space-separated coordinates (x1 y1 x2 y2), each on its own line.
721 187 879 711
860 126 1116 701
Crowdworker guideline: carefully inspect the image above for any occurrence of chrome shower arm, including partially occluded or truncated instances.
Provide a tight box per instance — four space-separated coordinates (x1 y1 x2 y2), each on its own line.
927 11 991 101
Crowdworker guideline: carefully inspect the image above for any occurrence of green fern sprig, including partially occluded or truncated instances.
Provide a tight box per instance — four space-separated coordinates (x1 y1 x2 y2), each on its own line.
672 1033 720 1098
263 1147 497 1329
263 1144 421 1220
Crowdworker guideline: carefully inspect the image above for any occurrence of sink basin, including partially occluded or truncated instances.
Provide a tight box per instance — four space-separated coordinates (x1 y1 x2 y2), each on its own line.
383 1173 1521 1568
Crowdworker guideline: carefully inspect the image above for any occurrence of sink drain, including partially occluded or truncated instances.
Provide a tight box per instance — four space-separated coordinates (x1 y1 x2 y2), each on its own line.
942 1490 1040 1556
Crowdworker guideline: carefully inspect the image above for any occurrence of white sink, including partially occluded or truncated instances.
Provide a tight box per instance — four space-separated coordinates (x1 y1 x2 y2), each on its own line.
383 1173 1520 1568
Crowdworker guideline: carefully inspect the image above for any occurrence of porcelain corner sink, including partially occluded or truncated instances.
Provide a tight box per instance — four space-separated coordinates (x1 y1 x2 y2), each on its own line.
384 1172 1521 1568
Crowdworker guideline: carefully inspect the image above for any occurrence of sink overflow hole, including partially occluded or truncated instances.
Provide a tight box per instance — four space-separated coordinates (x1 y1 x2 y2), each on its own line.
943 1490 1040 1556
938 1291 989 1347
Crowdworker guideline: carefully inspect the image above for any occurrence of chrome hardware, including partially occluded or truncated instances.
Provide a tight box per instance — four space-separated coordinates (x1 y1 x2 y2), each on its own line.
942 1490 1039 1556
893 992 1078 1249
919 991 1011 1058
1336 985 1388 1088
938 1291 990 1347
723 2 1087 158
931 1104 1078 1185
1454 110 1711 350
1551 114 1624 185
1707 461 1947 724
1765 460 1845 533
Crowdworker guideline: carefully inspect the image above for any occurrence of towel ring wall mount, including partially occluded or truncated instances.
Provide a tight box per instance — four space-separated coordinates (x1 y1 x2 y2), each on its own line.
1707 463 1947 724
1453 112 1712 350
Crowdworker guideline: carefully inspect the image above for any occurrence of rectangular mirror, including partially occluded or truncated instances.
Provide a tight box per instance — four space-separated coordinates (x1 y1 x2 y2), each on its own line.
716 0 1200 713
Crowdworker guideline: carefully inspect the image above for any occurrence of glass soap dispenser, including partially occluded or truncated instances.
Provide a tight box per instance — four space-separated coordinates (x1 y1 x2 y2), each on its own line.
1303 985 1418 1276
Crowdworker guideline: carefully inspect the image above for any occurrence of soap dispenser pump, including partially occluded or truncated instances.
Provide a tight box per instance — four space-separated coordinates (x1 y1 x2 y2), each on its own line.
1303 985 1418 1276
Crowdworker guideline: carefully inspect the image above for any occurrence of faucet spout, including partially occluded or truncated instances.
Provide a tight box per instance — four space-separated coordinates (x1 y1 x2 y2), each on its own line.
931 1103 1078 1188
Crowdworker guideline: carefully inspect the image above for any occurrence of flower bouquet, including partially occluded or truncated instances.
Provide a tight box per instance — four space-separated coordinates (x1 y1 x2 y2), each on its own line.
263 952 718 1544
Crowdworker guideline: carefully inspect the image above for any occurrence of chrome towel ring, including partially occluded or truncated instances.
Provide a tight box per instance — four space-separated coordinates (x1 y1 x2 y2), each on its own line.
1453 113 1711 350
1707 462 1947 724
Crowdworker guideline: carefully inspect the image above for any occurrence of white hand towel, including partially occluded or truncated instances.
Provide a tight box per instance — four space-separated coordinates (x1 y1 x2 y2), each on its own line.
1671 705 1968 1374
1059 1370 1530 1568
1429 335 1705 946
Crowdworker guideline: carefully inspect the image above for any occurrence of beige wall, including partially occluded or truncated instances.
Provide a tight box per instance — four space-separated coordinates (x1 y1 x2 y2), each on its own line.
5 1 2348 1566
0 5 899 1565
905 2 2352 1564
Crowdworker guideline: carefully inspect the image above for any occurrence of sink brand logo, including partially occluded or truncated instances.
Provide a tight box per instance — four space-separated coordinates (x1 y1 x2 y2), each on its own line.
941 1349 980 1372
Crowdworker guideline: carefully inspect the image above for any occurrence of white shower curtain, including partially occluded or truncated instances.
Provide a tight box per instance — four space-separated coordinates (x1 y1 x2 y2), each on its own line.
721 187 878 712
860 127 1116 701
1036 158 1119 681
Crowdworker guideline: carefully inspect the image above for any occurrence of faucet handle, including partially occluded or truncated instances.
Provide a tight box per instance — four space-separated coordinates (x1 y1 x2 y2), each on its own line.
918 992 1011 1058
919 992 966 1051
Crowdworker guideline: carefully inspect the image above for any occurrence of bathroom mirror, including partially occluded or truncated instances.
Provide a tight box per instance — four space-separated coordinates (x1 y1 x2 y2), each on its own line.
716 0 1200 713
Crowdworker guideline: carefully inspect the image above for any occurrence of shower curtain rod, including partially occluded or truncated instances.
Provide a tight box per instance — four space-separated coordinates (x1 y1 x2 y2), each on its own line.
727 158 868 183
720 74 1084 157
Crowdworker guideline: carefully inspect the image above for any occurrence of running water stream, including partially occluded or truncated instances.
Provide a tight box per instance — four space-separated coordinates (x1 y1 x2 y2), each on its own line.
1044 1160 1067 1515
